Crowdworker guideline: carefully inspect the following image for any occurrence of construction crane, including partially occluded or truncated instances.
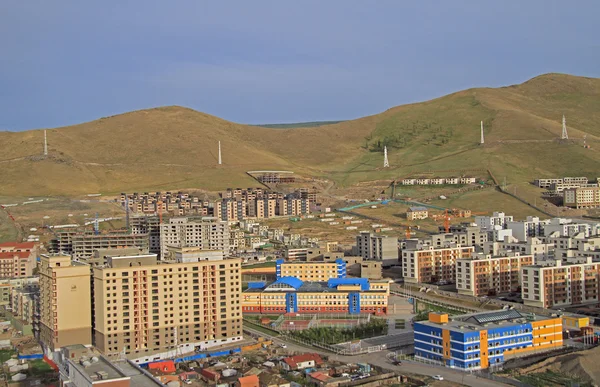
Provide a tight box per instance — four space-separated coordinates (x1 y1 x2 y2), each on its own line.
85 213 100 235
157 200 164 224
443 209 451 233
405 226 413 239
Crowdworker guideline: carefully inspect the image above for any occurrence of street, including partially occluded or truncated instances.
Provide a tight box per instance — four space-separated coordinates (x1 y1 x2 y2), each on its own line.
244 326 510 387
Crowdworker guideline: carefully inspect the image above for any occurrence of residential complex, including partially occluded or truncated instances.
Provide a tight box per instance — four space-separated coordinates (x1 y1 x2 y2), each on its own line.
275 259 346 281
521 257 600 308
0 241 38 278
475 212 514 230
414 310 563 370
534 176 589 189
39 254 92 355
355 232 398 262
159 217 230 259
564 187 600 209
456 253 533 297
400 176 478 186
49 230 150 258
483 237 553 262
243 277 389 315
92 253 243 363
402 244 474 284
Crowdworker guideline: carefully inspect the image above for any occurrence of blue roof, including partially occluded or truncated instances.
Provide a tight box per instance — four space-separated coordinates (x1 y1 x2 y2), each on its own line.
327 278 370 291
270 276 304 290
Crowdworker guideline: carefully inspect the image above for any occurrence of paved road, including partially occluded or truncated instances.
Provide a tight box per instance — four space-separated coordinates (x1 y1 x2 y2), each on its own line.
244 326 510 387
362 332 414 348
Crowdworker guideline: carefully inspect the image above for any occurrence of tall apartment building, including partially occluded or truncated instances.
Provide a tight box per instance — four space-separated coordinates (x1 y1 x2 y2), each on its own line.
39 255 92 356
50 231 149 258
0 241 38 278
355 232 398 262
159 217 230 260
275 259 346 281
456 253 533 297
475 212 514 230
564 187 600 209
431 225 488 250
521 258 600 308
505 217 547 241
92 254 242 363
216 199 247 221
402 244 474 284
550 235 600 261
543 218 600 238
483 237 553 262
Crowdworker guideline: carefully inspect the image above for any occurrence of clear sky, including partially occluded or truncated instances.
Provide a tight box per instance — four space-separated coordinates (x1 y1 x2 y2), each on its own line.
1 1 599 130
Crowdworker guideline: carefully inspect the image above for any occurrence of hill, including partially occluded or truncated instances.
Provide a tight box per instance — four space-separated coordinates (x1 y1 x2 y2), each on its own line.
1 73 599 196
254 120 345 129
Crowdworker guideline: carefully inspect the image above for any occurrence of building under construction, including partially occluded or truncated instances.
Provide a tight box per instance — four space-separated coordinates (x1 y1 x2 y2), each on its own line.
49 230 149 258
257 172 296 184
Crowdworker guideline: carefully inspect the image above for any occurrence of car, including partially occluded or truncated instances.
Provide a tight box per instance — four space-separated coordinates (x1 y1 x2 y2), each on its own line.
392 360 402 365
280 344 287 348
432 375 444 381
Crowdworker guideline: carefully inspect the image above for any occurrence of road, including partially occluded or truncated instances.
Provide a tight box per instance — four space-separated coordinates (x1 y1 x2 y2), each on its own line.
244 326 510 387
362 332 414 348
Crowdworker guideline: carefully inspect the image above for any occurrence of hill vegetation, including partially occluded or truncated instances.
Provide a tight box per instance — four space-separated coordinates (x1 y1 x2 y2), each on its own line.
1 73 599 196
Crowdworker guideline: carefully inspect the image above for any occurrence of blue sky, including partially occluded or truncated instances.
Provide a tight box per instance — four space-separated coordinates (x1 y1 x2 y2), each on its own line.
1 1 599 130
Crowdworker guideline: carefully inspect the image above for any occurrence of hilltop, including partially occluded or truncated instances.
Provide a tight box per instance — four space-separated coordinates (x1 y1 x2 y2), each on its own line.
1 73 599 196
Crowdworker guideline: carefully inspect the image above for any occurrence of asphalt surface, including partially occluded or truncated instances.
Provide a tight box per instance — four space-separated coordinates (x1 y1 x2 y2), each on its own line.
244 325 510 387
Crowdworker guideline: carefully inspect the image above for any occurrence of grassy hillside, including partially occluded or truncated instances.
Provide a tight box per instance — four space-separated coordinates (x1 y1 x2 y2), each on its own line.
1 73 599 196
254 120 345 129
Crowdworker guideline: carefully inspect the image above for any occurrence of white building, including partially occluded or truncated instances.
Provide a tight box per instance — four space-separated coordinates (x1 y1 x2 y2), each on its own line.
483 236 553 263
475 212 514 230
505 216 548 241
355 232 398 262
542 218 600 238
159 217 230 259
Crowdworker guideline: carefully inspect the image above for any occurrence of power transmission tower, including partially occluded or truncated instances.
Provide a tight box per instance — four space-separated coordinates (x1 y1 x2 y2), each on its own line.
44 130 48 156
218 141 222 165
561 115 568 140
480 121 485 145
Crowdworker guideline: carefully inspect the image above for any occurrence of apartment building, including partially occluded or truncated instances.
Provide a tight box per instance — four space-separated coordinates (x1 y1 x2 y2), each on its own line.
10 284 38 327
534 177 588 189
159 217 230 260
543 218 600 238
564 187 600 209
521 257 600 308
92 254 243 363
475 212 514 230
243 277 389 315
275 259 346 281
414 311 563 370
49 231 150 259
456 253 533 297
284 248 308 261
483 237 553 262
355 232 398 262
0 241 38 278
402 244 474 284
130 215 162 254
505 217 547 241
550 235 600 261
216 199 247 221
0 277 39 307
431 225 488 249
407 207 428 220
39 255 92 355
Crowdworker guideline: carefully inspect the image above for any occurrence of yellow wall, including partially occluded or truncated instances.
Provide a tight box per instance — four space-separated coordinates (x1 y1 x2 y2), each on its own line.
442 329 451 359
429 313 448 324
562 316 589 329
480 330 489 369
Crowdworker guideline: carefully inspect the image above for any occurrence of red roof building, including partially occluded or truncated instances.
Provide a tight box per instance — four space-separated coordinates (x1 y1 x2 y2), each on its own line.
237 374 260 387
0 242 38 278
281 353 324 371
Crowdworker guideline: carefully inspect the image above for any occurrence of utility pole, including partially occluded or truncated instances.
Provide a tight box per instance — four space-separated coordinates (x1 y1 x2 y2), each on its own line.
480 121 484 145
218 141 222 165
561 115 569 140
44 130 48 156
383 146 390 168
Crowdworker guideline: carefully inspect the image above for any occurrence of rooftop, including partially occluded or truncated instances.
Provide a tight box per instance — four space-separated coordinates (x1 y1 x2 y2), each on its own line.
416 309 556 333
246 277 382 293
408 206 428 212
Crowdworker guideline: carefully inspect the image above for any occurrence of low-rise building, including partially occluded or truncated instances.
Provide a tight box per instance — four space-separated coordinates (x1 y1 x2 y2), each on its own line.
407 207 429 220
521 257 600 308
414 310 563 371
243 277 389 315
456 253 533 297
280 353 323 371
0 242 38 278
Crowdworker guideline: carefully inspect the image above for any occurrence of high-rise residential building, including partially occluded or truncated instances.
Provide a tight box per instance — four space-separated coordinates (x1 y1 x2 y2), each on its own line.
414 311 563 371
92 253 242 363
402 244 474 284
49 231 149 258
0 241 38 278
521 257 600 308
275 259 346 281
483 237 553 263
475 212 514 230
159 217 230 260
355 232 398 262
456 253 533 297
39 255 92 356
564 187 600 209
505 217 547 241
130 215 162 254
542 218 600 238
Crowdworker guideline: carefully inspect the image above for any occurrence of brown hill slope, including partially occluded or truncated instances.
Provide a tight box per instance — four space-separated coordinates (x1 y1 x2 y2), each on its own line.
1 73 599 196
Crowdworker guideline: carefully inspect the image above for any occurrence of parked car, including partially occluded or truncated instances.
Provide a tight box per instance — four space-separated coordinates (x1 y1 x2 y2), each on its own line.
432 375 444 380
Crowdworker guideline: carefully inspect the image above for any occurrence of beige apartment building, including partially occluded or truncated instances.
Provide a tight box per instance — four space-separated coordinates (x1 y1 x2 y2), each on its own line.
0 242 38 278
564 187 600 209
456 254 534 297
276 259 346 281
39 255 92 356
402 245 474 284
521 258 600 308
159 217 230 260
92 254 243 364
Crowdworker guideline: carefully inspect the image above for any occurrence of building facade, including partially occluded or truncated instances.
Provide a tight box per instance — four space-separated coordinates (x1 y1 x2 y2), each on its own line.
564 187 600 209
39 255 92 355
159 217 230 260
50 231 149 259
521 258 600 308
407 207 428 220
0 241 38 278
92 254 243 363
402 245 474 284
475 212 514 230
456 254 534 297
355 233 398 262
243 277 389 315
414 310 563 370
275 259 346 281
